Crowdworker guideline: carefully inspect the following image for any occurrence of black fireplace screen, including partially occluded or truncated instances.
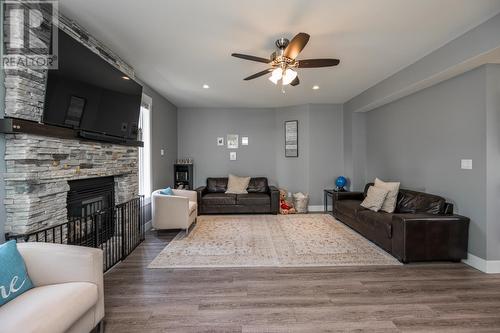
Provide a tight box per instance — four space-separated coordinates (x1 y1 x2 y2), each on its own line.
67 177 115 247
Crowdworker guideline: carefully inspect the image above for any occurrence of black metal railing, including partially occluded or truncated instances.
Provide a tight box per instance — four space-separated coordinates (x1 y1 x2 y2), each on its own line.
6 196 145 272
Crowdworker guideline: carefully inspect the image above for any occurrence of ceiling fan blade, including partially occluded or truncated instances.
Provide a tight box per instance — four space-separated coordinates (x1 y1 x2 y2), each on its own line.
290 76 300 86
243 68 273 80
232 53 270 64
283 33 310 59
298 58 340 68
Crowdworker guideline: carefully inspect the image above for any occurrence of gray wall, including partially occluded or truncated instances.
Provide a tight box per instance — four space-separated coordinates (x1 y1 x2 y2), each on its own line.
142 84 178 190
486 64 500 260
178 104 344 206
364 66 489 259
343 109 367 191
178 107 277 188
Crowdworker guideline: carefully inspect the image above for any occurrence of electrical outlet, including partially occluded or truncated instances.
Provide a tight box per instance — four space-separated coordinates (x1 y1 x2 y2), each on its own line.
160 149 165 156
461 159 472 170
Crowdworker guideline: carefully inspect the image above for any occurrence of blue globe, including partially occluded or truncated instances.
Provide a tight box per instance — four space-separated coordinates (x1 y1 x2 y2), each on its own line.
335 176 347 188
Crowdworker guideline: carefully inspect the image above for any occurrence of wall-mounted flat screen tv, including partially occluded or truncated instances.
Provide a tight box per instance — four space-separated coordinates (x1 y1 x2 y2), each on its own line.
43 29 143 141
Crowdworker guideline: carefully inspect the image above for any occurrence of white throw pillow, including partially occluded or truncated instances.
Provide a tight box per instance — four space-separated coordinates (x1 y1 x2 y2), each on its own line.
361 186 389 212
225 174 251 194
374 178 400 213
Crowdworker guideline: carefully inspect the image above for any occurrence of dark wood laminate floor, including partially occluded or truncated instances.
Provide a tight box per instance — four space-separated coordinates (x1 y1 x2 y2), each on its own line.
103 230 500 333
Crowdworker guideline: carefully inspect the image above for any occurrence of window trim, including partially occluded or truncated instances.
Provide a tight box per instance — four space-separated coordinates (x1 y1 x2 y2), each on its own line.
139 93 153 204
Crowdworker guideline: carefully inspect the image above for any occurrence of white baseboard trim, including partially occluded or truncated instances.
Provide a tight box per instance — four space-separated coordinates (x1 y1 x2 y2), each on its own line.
145 220 152 231
308 205 332 212
462 253 500 273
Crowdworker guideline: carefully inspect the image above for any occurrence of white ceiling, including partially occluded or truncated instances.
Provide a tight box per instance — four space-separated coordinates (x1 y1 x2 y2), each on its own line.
58 0 500 108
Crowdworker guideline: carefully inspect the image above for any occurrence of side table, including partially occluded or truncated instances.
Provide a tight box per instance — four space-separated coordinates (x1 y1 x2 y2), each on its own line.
324 189 348 214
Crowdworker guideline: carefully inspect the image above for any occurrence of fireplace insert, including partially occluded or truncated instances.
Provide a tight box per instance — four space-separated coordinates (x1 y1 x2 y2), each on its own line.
67 176 115 246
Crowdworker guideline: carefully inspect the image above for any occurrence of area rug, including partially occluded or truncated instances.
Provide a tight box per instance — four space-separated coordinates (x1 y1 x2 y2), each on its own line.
148 214 400 268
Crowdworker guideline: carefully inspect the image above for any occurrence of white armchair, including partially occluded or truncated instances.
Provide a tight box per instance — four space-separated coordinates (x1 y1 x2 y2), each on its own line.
152 189 198 233
0 242 104 333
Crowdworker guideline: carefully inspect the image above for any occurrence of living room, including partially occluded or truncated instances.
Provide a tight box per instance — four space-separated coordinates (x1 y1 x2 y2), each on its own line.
1 0 500 332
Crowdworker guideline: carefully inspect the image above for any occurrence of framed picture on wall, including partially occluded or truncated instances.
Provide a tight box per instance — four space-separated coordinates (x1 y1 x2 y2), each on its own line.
227 134 239 149
217 137 224 146
285 120 298 157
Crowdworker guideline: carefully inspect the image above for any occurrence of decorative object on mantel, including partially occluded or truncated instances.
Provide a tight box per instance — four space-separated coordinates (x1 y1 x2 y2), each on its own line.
176 158 193 164
335 176 347 192
217 137 224 146
227 134 239 149
229 152 237 161
285 120 298 157
242 137 249 145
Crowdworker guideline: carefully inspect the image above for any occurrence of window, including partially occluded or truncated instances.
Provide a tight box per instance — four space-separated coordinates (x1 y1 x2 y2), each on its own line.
139 95 152 201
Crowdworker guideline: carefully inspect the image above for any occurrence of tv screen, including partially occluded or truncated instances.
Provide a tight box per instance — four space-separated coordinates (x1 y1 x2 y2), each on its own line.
43 29 143 140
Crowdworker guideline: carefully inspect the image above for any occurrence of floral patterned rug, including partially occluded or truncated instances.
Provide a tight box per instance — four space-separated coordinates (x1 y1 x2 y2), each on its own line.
148 214 400 268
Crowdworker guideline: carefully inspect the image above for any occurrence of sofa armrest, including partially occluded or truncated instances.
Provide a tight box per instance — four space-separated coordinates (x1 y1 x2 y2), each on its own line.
17 242 104 323
196 186 207 203
334 191 364 201
173 189 197 203
391 213 470 262
269 186 280 215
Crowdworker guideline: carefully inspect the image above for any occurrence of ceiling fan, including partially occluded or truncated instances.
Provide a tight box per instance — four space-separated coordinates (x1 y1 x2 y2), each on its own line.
231 32 340 87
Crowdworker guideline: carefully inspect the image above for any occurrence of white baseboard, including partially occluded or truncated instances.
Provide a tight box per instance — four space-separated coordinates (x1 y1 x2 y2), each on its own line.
462 253 500 273
308 205 332 212
145 220 152 231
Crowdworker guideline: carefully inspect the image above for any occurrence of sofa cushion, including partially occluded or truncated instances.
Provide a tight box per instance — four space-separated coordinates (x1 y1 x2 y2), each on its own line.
336 199 367 219
396 189 445 214
206 178 228 193
0 282 97 333
374 178 400 213
0 240 33 306
247 178 269 193
361 186 389 212
202 193 236 205
356 210 393 239
226 174 251 194
236 193 270 206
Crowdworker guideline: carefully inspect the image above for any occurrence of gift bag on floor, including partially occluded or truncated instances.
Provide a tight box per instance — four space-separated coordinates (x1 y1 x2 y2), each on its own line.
293 192 309 213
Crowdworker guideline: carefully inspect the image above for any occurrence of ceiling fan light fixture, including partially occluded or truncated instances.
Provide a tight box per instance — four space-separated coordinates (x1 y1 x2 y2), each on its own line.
282 68 298 86
269 75 279 85
269 68 283 85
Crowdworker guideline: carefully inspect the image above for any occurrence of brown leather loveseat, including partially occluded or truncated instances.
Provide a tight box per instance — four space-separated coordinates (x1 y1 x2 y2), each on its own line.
334 183 470 263
196 177 280 215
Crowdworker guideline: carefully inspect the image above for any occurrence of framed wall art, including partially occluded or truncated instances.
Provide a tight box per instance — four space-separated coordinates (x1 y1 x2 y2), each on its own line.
284 120 298 157
227 134 239 149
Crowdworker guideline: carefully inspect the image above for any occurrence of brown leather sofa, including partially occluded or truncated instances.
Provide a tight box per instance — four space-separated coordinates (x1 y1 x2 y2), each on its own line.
196 177 280 215
334 183 470 263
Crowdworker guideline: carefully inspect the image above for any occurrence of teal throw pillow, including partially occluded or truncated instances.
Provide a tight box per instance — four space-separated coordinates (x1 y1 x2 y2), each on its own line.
0 240 34 306
160 187 174 195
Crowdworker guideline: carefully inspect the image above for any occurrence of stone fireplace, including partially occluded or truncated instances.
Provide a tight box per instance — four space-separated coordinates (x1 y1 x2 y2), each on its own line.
2 8 140 235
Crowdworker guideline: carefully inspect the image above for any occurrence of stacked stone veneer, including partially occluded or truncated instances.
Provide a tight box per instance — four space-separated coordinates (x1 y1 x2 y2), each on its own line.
3 6 140 234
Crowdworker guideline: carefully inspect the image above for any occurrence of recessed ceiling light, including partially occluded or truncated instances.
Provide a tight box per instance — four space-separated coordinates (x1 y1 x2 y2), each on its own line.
122 76 130 80
203 84 210 89
312 85 320 90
